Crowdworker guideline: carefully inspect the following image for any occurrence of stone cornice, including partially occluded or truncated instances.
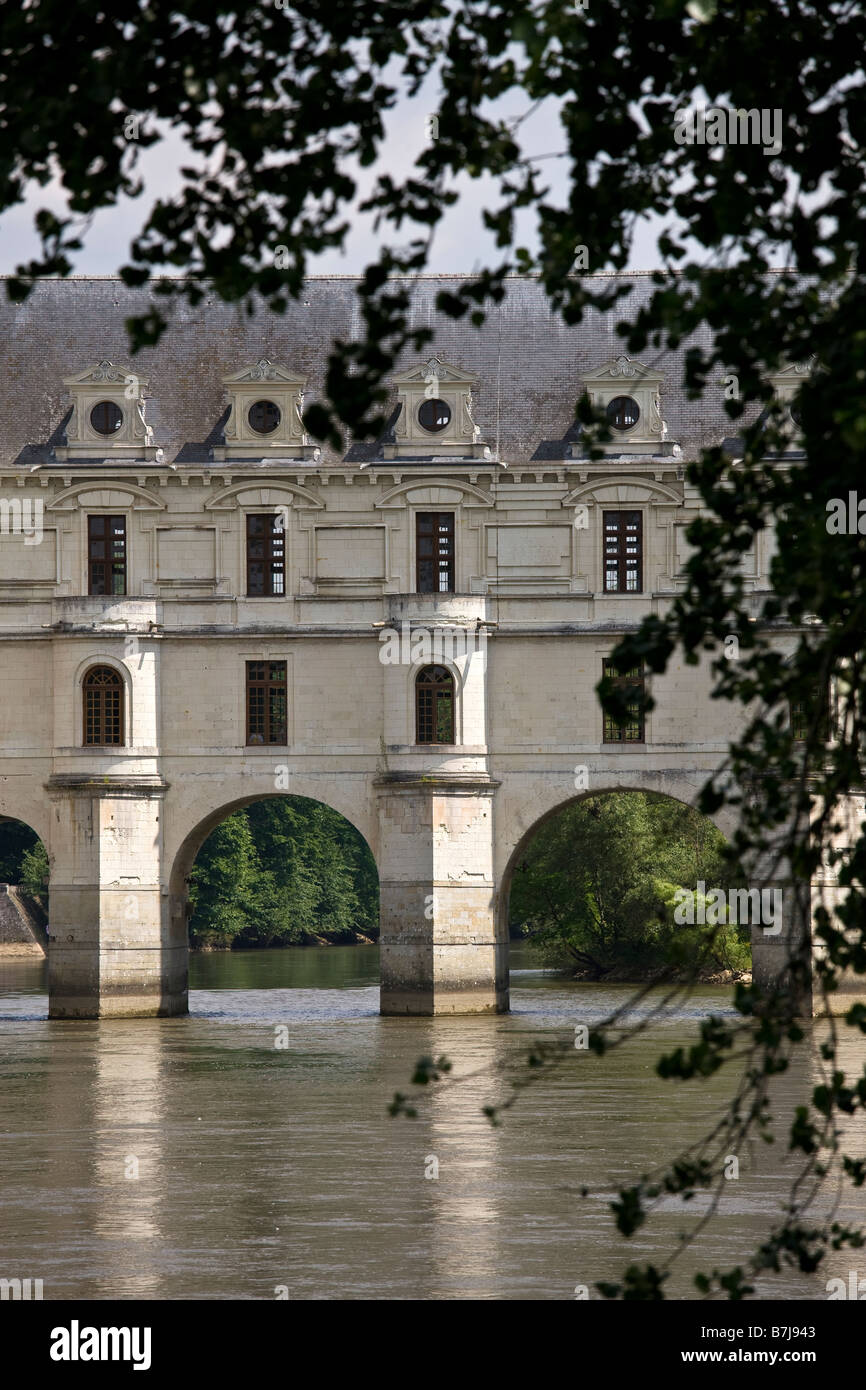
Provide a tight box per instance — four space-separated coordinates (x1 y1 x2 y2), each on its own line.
374 772 500 793
45 775 169 797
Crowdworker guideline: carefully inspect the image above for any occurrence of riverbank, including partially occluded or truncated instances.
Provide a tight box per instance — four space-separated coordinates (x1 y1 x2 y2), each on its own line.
568 963 752 985
192 929 378 950
189 936 750 987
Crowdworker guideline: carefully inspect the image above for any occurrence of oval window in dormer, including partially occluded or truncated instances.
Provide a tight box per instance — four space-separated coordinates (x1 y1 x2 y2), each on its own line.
248 399 282 434
418 398 452 433
606 396 640 431
90 401 124 435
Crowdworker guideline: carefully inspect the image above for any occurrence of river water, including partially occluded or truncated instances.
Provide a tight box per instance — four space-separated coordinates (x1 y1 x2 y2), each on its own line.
0 945 862 1301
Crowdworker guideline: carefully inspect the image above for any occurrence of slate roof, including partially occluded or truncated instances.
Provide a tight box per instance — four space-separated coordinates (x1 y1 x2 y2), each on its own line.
0 274 760 468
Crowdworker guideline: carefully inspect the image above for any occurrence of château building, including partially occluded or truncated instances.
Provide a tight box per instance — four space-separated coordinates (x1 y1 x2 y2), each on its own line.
0 274 844 1017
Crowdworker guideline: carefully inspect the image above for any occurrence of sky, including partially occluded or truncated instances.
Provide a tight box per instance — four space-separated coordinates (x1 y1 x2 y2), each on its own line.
0 81 671 279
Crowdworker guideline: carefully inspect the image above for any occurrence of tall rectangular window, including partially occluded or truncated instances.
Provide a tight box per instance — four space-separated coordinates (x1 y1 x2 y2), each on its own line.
790 699 808 743
415 666 455 744
247 514 286 596
83 666 124 746
88 515 127 596
416 512 455 593
603 511 642 593
602 659 645 742
791 688 830 744
246 661 287 745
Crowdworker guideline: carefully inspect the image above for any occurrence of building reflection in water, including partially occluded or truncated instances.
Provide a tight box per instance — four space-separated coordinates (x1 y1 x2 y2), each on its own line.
419 1017 507 1298
91 1022 165 1299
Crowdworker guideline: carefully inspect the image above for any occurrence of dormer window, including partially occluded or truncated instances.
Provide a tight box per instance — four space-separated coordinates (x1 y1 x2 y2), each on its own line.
213 361 318 461
576 356 670 457
384 357 494 461
764 359 814 450
56 361 161 461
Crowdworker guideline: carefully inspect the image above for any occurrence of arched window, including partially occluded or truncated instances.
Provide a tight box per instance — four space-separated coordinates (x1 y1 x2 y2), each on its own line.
415 666 455 744
83 666 124 746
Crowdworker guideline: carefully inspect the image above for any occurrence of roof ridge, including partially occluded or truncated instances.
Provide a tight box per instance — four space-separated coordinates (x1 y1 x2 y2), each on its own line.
0 269 798 284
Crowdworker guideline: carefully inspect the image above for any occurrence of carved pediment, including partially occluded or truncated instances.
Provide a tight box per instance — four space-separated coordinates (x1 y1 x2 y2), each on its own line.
583 355 664 385
222 359 306 386
770 358 817 382
64 361 143 388
391 357 478 388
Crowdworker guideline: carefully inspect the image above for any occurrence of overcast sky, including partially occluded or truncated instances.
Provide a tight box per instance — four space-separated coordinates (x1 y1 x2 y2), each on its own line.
0 84 673 279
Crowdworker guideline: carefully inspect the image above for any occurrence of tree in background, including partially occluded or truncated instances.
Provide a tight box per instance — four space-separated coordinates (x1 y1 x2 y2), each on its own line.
0 803 375 945
188 797 378 948
511 792 747 977
0 820 41 883
0 821 49 902
19 841 50 902
188 811 262 947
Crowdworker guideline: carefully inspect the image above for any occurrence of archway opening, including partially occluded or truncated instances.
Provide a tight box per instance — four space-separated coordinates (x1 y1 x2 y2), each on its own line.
182 795 379 952
506 791 749 984
0 816 50 956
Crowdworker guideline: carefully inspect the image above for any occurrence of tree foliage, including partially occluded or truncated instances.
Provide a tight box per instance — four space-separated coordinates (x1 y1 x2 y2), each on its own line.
188 797 378 948
0 821 50 903
4 1 865 440
0 802 375 941
19 840 50 901
0 819 41 883
511 792 748 977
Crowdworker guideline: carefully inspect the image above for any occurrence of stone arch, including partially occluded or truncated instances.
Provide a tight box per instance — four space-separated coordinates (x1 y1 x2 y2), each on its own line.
0 805 52 945
494 768 738 942
0 806 51 862
374 479 493 509
163 783 381 1006
46 481 165 512
166 778 380 935
203 480 323 511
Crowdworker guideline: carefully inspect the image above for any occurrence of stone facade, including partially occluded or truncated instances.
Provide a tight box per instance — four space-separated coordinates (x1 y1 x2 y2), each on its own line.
0 275 855 1017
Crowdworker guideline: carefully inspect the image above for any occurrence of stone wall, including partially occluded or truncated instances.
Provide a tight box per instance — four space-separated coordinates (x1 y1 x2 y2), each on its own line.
0 884 46 957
